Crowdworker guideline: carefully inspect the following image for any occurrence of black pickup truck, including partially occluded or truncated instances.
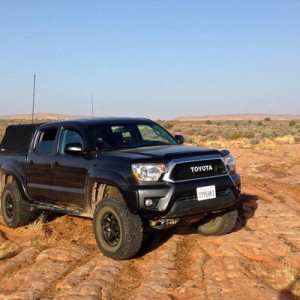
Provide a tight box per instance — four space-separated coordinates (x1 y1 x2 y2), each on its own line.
0 118 241 260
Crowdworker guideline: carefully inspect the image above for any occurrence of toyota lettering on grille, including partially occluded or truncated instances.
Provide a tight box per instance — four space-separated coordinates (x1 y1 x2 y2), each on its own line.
190 165 213 173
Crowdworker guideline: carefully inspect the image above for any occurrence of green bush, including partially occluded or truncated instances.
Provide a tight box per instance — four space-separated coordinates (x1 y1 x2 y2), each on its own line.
162 122 174 130
206 134 219 141
250 137 260 145
289 120 296 126
241 132 255 139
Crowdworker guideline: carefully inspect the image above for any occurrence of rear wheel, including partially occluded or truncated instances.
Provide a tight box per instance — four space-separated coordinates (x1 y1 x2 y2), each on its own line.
197 208 237 236
1 182 31 228
93 197 143 260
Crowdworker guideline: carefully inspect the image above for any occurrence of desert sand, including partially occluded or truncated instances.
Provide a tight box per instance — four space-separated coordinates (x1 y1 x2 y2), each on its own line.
0 136 299 300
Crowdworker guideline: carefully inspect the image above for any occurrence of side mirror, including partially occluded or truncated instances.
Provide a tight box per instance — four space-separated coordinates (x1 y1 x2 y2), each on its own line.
64 142 84 155
175 134 185 145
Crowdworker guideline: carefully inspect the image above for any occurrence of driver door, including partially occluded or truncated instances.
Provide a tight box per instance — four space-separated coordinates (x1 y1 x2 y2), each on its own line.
51 128 89 209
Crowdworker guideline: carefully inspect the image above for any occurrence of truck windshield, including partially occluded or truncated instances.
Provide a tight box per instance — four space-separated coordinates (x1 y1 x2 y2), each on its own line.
87 122 177 150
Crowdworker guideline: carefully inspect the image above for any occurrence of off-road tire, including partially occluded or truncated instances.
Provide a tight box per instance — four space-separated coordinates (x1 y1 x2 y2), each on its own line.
93 197 143 260
1 182 31 228
197 208 237 236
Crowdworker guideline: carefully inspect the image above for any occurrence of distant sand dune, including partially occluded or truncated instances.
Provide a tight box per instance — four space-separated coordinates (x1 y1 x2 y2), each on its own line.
0 113 299 121
176 113 300 121
0 113 86 120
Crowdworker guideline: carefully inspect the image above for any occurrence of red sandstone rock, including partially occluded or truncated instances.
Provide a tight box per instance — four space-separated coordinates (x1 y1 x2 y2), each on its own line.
0 146 299 299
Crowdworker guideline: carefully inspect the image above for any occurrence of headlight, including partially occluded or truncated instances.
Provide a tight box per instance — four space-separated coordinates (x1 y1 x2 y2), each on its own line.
223 153 236 173
132 163 168 182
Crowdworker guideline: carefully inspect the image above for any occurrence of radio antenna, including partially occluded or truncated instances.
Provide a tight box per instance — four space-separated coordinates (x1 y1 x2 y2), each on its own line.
91 93 95 120
91 94 97 150
31 74 36 124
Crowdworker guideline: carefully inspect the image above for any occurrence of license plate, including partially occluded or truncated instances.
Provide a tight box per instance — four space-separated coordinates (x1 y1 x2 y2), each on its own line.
196 185 216 201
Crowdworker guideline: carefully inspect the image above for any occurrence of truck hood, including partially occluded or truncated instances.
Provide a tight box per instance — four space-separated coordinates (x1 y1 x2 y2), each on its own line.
100 145 221 162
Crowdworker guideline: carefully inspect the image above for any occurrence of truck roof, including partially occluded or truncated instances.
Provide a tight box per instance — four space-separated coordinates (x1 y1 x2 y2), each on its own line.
37 117 153 129
0 118 155 154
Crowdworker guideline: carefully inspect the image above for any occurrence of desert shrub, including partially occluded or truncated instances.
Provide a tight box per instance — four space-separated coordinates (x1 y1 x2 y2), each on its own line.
186 128 200 136
161 122 174 130
264 117 271 122
257 122 264 126
289 120 296 126
185 136 195 143
206 134 219 141
205 120 212 125
241 131 255 139
222 131 242 140
260 131 278 139
250 137 260 145
221 132 231 139
204 128 212 135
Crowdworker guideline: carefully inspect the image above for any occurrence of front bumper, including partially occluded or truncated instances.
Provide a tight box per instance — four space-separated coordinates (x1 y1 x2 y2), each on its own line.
124 173 241 218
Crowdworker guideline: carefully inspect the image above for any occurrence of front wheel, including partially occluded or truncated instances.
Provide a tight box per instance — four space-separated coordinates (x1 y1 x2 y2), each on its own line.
1 182 31 228
93 197 143 260
197 208 237 236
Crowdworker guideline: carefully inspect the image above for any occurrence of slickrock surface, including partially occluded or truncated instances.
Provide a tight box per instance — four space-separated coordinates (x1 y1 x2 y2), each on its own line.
0 145 299 299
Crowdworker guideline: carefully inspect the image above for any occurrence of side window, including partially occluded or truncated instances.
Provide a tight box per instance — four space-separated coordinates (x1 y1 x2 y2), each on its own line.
59 129 84 154
110 126 134 147
34 128 57 155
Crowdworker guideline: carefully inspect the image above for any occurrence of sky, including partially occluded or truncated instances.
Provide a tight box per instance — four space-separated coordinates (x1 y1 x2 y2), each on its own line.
1 0 300 120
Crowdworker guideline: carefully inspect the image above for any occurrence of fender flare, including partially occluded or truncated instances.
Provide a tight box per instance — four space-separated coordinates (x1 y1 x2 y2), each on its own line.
0 163 28 200
87 168 138 213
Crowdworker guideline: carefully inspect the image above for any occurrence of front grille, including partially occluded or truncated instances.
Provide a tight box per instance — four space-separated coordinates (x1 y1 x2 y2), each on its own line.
170 159 227 181
177 188 231 202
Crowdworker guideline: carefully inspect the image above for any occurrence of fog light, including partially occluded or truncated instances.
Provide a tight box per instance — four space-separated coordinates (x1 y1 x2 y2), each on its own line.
145 199 154 207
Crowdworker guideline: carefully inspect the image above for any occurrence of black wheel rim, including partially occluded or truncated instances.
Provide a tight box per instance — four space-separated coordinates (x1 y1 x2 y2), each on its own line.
101 212 120 246
5 194 14 219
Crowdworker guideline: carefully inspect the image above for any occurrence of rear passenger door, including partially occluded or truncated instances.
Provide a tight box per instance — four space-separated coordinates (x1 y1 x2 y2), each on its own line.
26 127 58 203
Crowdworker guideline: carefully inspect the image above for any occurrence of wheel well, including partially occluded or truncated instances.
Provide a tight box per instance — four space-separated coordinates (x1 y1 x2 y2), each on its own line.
104 185 123 199
91 182 123 213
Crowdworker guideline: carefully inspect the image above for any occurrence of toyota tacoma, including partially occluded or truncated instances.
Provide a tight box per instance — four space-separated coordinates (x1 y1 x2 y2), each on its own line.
0 118 241 260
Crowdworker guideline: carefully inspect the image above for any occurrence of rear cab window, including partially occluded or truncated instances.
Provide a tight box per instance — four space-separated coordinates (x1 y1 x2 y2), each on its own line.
34 128 57 155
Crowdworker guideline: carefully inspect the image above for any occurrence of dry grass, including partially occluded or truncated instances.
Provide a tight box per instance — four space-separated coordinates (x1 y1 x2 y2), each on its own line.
1 118 299 148
159 119 300 148
70 226 85 243
249 247 300 293
0 242 20 260
274 249 299 291
26 213 47 232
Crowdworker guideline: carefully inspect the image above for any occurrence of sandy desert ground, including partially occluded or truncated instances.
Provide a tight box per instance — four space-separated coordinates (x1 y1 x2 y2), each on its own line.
0 136 299 299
